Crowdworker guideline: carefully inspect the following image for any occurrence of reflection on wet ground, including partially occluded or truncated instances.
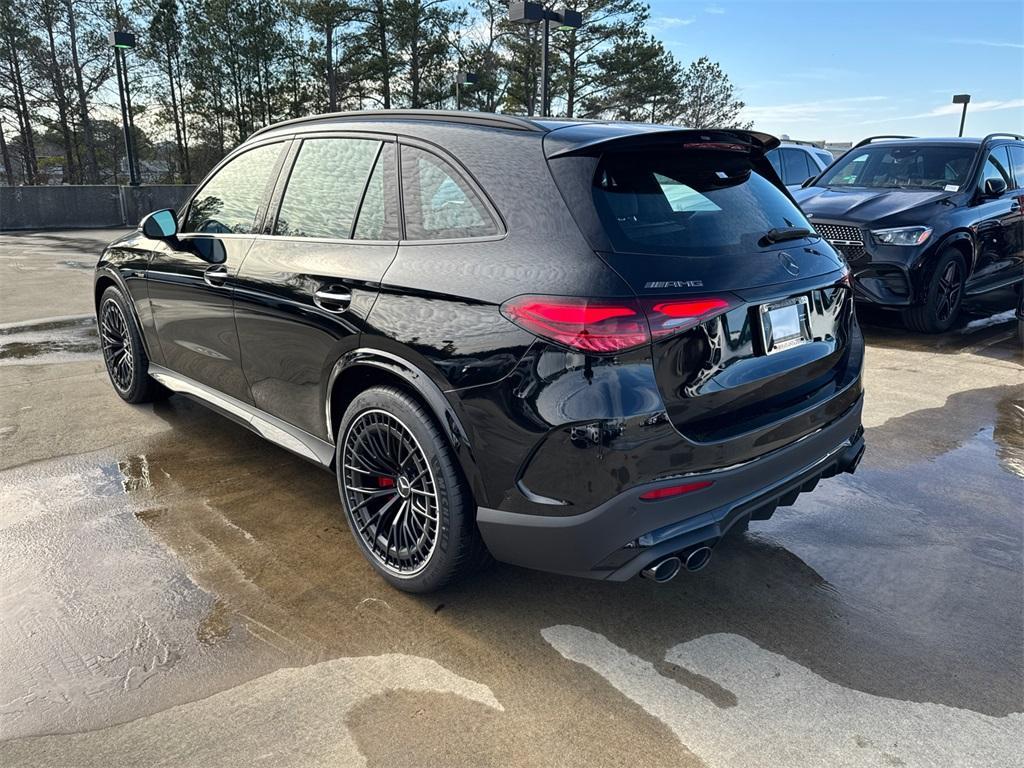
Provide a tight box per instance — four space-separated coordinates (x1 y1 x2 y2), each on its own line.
0 316 98 364
0 232 1022 766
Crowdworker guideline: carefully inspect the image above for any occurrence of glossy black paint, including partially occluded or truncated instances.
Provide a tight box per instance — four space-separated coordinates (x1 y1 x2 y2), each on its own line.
95 111 866 579
794 137 1024 307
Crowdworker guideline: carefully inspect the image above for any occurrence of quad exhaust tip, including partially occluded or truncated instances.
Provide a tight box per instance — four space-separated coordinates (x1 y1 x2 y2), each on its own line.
641 545 714 583
641 556 682 583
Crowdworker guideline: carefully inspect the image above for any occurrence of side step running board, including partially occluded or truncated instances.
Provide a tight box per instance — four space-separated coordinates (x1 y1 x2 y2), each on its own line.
148 364 335 466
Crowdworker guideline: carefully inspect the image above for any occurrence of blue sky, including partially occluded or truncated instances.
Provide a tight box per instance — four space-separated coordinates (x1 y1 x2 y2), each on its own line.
645 0 1024 141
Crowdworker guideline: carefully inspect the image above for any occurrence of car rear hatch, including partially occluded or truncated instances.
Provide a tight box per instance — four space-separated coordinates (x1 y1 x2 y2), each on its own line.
545 128 862 466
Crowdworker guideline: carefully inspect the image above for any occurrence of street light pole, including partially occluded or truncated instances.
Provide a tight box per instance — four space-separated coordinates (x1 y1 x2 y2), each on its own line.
952 94 971 138
109 31 139 186
509 2 583 117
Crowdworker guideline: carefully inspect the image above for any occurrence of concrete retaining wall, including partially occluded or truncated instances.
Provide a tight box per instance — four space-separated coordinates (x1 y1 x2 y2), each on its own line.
0 185 195 231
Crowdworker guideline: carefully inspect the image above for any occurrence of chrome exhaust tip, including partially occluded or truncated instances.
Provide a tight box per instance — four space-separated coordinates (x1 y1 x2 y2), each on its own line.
683 545 713 573
641 556 682 583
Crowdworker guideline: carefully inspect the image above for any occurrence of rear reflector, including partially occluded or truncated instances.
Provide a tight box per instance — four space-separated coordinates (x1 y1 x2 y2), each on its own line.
639 480 714 501
501 294 737 353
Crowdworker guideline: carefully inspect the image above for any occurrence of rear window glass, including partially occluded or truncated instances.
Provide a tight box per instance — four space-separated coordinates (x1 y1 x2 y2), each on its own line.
592 150 812 257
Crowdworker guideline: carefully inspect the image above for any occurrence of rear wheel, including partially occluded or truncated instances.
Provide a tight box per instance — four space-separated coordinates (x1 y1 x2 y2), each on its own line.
98 286 165 403
336 386 489 592
901 249 965 333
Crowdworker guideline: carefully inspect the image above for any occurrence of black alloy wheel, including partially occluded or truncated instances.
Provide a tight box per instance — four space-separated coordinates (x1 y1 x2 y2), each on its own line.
336 386 490 592
98 285 165 403
933 258 963 324
902 249 966 333
341 408 440 576
100 297 135 393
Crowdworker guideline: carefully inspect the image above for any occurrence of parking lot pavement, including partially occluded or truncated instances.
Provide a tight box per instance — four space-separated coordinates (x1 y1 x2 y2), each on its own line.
1 230 1022 767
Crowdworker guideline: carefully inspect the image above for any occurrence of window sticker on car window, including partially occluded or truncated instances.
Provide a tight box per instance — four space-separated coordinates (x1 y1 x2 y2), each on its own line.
944 184 959 192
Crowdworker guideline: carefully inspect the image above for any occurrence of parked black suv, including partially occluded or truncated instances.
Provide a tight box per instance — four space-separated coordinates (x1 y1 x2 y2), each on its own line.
95 111 865 592
794 134 1024 332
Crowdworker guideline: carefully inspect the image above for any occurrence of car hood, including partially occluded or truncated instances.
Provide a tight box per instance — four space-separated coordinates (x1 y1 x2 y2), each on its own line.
793 186 953 224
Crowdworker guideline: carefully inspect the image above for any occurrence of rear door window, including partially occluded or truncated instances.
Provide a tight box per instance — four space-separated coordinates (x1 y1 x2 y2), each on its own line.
781 149 808 185
592 149 813 257
276 138 380 239
400 145 499 240
353 143 400 240
182 142 284 234
1008 145 1024 189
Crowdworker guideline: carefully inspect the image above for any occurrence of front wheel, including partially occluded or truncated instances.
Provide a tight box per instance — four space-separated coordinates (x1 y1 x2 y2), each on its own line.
336 386 490 593
901 249 965 333
98 286 166 403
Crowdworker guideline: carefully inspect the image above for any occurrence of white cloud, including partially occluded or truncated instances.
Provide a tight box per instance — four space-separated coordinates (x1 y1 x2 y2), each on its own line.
741 96 889 126
705 5 726 13
949 38 1024 50
861 98 1024 124
651 16 696 29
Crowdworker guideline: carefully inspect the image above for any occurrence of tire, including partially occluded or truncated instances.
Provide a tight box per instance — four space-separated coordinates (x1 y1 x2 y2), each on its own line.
901 249 966 333
98 286 166 404
335 385 490 593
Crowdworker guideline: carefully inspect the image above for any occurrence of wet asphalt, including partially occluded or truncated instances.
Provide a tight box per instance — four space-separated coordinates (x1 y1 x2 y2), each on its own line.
0 229 1021 767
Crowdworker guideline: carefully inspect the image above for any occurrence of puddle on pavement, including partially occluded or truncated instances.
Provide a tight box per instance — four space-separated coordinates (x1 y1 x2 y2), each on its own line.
0 316 99 364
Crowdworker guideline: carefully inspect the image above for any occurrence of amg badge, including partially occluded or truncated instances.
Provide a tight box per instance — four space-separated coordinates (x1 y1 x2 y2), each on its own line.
644 280 704 289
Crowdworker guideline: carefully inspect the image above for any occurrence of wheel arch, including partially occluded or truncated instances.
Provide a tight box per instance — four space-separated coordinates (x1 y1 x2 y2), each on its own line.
326 348 488 507
94 267 154 358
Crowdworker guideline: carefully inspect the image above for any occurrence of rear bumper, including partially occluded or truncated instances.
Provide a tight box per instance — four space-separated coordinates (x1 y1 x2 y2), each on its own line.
476 393 864 580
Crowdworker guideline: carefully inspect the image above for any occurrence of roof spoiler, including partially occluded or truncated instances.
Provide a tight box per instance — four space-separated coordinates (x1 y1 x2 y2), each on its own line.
545 128 781 159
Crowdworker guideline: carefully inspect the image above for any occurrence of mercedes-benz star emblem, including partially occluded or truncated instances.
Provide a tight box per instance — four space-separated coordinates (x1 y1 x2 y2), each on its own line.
779 251 800 276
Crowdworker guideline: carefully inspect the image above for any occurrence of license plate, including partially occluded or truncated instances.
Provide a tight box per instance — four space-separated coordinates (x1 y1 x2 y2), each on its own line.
759 297 810 354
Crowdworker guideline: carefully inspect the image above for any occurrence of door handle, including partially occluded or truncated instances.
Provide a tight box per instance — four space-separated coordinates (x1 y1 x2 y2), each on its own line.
203 264 229 287
314 286 353 313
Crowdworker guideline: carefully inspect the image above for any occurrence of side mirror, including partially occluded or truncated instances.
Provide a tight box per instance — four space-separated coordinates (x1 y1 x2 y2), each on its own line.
801 176 816 189
141 209 178 239
983 177 1007 197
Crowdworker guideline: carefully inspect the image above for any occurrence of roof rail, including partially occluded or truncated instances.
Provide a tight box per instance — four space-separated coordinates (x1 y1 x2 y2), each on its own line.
853 135 915 148
249 109 546 140
982 132 1024 144
780 139 823 148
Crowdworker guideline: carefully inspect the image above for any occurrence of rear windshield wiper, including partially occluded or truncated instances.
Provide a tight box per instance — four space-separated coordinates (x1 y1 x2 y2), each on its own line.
762 226 815 244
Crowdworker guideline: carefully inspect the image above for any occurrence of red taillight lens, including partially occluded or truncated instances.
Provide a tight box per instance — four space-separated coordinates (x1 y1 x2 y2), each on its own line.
501 294 738 353
639 480 713 501
643 296 737 339
500 296 650 353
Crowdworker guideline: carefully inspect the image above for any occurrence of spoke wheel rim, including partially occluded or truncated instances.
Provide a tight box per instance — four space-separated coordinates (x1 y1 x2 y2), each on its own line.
341 409 440 577
100 299 134 392
935 260 962 323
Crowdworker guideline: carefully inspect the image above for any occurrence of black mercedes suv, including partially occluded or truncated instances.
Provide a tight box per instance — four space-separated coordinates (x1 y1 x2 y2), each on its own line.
94 111 865 592
794 134 1024 332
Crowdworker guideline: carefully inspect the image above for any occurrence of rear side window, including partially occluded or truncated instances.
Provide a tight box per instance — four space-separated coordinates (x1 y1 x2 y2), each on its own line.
183 142 283 234
592 149 812 257
814 150 833 167
276 138 380 239
400 145 499 240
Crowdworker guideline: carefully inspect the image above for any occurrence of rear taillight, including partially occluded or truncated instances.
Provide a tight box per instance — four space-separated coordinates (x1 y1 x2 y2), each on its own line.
500 296 649 353
644 297 737 340
501 294 738 353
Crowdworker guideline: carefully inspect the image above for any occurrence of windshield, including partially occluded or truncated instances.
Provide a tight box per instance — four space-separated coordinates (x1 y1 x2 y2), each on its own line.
592 149 814 257
818 144 976 190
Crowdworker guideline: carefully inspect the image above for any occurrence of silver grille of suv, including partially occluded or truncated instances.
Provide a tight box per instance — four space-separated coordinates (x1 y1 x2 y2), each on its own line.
813 223 866 262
